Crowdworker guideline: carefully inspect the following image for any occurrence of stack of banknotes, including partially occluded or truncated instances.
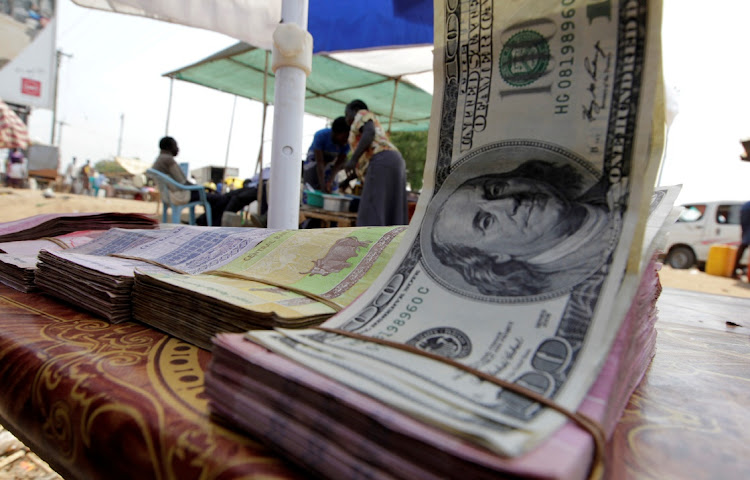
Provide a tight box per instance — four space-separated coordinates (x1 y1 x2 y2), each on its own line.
208 257 662 479
34 226 278 323
0 212 157 292
204 184 679 479
205 0 672 477
0 212 158 242
0 230 106 292
132 226 405 349
31 225 405 343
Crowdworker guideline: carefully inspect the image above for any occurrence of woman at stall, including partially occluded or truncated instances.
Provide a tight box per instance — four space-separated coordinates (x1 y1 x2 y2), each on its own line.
344 99 408 226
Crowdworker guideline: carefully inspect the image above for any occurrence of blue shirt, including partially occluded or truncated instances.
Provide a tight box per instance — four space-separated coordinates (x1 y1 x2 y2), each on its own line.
305 128 349 166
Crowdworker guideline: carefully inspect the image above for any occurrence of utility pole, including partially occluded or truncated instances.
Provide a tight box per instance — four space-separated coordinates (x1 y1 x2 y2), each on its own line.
56 120 67 147
222 95 237 183
51 50 72 145
117 113 124 157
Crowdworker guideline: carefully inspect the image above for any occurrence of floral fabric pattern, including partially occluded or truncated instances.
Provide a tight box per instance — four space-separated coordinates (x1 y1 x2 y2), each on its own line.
348 110 397 180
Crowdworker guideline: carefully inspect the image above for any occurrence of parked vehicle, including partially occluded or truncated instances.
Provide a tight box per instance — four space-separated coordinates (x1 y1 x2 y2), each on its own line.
663 201 749 269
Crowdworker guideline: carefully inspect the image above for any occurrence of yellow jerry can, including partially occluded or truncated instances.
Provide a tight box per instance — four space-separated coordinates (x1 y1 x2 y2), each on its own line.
705 244 738 277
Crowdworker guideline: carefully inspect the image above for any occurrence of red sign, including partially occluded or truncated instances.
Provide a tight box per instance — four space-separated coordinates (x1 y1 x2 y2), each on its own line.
21 78 42 97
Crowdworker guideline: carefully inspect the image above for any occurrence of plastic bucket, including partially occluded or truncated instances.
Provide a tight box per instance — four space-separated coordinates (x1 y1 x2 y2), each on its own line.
303 190 324 208
322 194 351 212
705 244 738 277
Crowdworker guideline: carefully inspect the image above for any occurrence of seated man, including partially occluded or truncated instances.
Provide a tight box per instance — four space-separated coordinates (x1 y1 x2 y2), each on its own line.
151 136 258 226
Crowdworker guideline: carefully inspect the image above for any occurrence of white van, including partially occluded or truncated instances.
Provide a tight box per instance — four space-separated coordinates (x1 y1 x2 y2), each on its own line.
663 201 748 269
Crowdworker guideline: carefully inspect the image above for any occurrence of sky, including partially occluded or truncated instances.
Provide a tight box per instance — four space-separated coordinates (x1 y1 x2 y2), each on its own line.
19 0 750 204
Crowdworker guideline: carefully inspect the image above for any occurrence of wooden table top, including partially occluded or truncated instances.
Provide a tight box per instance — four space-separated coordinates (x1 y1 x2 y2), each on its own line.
606 287 749 479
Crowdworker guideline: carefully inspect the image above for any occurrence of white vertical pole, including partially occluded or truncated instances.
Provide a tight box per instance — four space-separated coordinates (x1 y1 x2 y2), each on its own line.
117 113 125 156
255 51 270 220
267 0 309 230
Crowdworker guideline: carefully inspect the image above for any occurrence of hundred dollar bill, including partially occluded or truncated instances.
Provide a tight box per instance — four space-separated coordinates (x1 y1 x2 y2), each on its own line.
626 60 668 273
249 0 664 456
641 185 681 271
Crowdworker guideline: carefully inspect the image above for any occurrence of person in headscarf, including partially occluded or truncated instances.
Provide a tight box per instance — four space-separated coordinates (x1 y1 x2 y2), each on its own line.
344 99 408 226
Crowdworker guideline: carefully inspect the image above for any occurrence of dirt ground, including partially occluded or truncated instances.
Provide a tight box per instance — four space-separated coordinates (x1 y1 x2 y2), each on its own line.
0 187 160 223
0 186 748 479
658 263 750 299
0 426 60 480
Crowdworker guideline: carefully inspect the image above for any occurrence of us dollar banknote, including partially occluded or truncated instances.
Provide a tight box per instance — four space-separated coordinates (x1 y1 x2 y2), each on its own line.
249 0 664 456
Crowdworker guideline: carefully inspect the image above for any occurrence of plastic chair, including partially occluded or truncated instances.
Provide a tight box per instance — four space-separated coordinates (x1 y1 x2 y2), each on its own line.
146 168 212 226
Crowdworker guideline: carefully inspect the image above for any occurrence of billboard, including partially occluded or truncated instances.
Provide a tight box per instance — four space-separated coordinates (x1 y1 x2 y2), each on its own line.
0 0 57 109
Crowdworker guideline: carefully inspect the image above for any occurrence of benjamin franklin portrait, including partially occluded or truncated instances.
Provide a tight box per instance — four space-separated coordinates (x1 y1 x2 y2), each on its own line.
420 142 620 301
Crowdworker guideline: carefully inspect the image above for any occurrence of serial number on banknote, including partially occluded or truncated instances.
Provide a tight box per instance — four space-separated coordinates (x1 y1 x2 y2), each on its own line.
372 286 430 341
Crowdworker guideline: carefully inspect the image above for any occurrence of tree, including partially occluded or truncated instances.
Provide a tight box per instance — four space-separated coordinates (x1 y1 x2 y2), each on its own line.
94 159 127 175
390 130 428 192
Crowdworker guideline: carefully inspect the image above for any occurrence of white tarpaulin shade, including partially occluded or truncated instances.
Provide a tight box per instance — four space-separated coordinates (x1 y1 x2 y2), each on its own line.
115 156 150 175
330 47 434 94
71 0 282 51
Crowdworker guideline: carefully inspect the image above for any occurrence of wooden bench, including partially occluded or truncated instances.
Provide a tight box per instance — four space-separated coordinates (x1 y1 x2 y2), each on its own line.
300 205 358 227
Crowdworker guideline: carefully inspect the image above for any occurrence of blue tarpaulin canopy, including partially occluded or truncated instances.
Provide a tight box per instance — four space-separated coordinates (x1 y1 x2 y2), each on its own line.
72 0 434 53
393 0 434 25
307 0 433 53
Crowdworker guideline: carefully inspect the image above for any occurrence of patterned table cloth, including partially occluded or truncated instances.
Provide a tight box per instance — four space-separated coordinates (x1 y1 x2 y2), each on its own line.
0 284 748 479
0 286 301 480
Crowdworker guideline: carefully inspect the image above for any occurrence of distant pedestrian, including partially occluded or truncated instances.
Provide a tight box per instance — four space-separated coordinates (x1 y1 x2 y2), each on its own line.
98 173 114 198
732 201 750 280
63 157 77 193
91 171 101 197
6 148 25 188
80 160 91 195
